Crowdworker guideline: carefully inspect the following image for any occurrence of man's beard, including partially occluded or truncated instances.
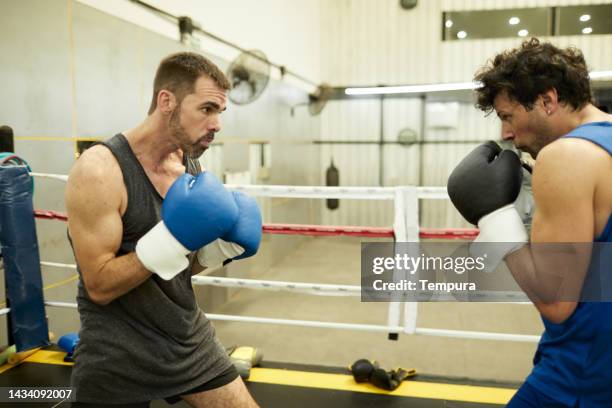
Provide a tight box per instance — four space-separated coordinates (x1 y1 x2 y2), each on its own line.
168 106 208 160
520 115 558 159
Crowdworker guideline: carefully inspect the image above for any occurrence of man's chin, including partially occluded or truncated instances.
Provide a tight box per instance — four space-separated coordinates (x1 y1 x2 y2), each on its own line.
516 145 538 159
183 146 207 160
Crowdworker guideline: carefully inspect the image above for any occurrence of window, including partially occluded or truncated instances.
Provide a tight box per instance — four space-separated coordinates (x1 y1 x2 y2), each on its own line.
442 4 612 41
556 4 612 36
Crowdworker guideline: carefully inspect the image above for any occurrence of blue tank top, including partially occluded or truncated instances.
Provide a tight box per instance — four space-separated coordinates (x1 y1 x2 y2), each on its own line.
526 122 612 407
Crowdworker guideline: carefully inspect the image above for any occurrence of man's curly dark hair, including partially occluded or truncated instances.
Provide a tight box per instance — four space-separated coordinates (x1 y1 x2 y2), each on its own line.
474 38 592 114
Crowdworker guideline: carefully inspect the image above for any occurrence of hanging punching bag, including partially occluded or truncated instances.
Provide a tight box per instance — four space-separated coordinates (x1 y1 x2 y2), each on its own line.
0 126 14 153
326 158 339 210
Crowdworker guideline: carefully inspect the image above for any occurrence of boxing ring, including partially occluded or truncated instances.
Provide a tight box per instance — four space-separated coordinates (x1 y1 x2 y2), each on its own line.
9 171 540 344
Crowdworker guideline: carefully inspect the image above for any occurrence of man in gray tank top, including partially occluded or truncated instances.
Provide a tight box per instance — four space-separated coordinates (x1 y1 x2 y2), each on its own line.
65 52 261 407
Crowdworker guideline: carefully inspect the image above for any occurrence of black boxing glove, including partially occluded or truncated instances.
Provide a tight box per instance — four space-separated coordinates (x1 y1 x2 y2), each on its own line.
350 359 376 383
448 141 522 225
447 141 528 272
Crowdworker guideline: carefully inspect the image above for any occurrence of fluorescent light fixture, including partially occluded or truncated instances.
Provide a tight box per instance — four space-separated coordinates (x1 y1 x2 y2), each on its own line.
345 81 479 96
445 19 453 28
344 70 612 97
457 30 467 39
579 14 591 22
582 27 593 34
589 70 612 79
518 29 529 37
509 17 520 25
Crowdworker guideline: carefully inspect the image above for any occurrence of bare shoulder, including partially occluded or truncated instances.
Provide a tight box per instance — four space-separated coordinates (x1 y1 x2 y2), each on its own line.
532 137 604 206
66 145 124 212
540 136 607 160
535 137 607 177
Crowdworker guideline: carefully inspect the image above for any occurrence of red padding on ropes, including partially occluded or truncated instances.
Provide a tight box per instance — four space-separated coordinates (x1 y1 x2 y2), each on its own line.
34 210 68 221
419 228 478 240
263 223 395 238
263 223 478 240
33 211 478 240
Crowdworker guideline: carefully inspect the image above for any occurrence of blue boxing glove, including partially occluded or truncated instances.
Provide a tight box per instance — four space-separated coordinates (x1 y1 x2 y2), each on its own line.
136 172 239 280
197 191 262 269
58 332 79 362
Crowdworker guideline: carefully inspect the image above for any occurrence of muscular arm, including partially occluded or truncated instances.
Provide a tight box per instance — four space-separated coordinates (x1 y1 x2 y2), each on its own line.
505 139 597 323
66 146 151 305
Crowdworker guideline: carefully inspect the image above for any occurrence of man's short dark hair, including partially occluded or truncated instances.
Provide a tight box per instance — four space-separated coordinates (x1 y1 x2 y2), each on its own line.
474 38 592 113
148 52 231 114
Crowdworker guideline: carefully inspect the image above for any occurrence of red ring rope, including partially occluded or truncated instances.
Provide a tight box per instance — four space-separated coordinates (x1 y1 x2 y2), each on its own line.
34 210 477 240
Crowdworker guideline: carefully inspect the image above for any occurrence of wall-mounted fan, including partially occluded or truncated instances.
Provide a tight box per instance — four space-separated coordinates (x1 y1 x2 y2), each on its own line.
308 83 333 116
227 50 270 105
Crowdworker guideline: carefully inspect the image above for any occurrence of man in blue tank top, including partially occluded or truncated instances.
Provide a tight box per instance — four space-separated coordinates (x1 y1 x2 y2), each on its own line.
448 38 612 407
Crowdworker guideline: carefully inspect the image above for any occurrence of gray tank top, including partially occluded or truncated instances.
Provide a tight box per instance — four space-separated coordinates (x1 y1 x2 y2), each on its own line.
70 134 232 404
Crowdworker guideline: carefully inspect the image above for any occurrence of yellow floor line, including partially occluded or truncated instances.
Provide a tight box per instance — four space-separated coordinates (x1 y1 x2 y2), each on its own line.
0 350 73 374
24 350 73 366
0 353 515 404
248 367 516 404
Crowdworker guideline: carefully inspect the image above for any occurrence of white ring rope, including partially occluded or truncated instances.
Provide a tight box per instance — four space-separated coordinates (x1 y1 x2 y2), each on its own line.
414 327 540 343
44 301 78 309
30 172 69 182
192 275 361 296
40 302 539 342
30 172 448 200
41 261 77 270
0 308 11 316
207 313 405 333
41 260 531 303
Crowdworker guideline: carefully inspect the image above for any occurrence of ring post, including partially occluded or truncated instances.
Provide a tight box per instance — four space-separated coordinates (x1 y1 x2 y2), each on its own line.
0 166 50 351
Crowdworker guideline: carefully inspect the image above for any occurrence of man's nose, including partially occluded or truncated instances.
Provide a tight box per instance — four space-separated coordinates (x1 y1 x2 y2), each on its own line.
501 123 514 140
208 115 221 133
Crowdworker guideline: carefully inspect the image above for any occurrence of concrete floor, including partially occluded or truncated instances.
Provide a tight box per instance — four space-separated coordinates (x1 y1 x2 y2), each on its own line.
210 236 544 384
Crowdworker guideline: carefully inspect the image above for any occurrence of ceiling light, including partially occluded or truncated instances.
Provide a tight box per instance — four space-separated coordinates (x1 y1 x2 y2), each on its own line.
509 17 520 25
457 30 467 39
344 70 612 96
579 14 591 22
345 81 478 96
582 27 593 34
589 70 612 79
518 29 529 37
445 20 453 28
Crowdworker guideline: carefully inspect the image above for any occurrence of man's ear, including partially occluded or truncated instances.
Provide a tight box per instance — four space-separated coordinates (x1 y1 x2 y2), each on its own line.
540 88 559 115
157 90 177 115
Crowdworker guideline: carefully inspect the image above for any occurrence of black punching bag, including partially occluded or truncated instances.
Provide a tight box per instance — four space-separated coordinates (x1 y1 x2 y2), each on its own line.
0 126 14 153
326 158 339 210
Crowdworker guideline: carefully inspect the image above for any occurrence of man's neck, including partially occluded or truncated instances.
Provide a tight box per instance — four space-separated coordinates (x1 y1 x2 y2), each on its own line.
552 104 609 137
576 103 612 126
124 115 182 172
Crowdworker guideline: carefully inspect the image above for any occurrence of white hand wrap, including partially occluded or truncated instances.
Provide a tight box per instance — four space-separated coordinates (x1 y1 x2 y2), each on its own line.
135 221 190 280
197 239 245 270
470 204 529 273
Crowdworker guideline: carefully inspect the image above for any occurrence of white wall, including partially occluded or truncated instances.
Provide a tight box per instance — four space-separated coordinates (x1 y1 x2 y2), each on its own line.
318 0 612 229
0 0 323 339
78 0 325 91
323 0 612 85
